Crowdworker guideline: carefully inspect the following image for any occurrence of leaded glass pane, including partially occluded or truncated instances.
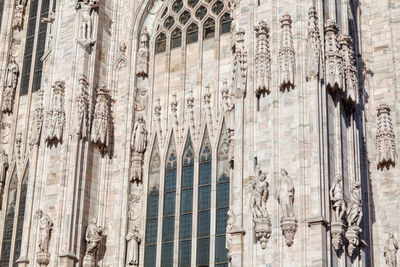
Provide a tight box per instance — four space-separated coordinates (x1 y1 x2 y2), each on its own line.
145 218 158 244
198 186 211 210
179 240 191 267
144 245 157 267
171 28 182 49
220 13 232 34
197 210 210 237
147 195 159 218
162 243 174 267
187 23 198 44
182 166 194 189
199 163 211 186
163 192 176 216
215 235 228 263
197 237 210 265
216 208 228 235
216 182 229 208
155 33 167 53
165 169 177 192
162 216 175 242
180 189 193 213
179 213 192 239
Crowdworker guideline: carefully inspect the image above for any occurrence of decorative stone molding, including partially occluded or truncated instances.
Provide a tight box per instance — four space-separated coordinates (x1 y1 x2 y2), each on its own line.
45 80 65 145
130 115 148 183
376 104 396 169
203 86 214 137
75 0 99 47
250 165 271 249
29 89 44 146
2 57 19 114
221 80 234 112
90 86 111 153
75 74 90 139
277 169 297 246
12 4 25 30
384 233 398 267
345 181 363 256
324 20 343 93
136 27 150 78
279 14 295 91
232 28 248 98
305 7 321 81
83 218 103 267
329 174 346 251
339 34 358 103
36 209 53 266
254 20 271 97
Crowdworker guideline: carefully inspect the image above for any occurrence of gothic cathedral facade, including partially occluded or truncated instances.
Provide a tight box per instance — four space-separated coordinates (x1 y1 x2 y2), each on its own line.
0 0 399 266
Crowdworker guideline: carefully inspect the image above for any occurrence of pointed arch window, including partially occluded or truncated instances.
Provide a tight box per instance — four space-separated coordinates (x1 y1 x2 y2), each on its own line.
186 23 199 44
155 32 167 54
203 17 215 40
197 131 212 266
220 13 232 35
144 137 161 267
215 126 230 265
179 135 194 266
161 136 177 267
171 28 182 49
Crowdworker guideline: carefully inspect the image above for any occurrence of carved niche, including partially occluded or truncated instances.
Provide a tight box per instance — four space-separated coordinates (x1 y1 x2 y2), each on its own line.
2 57 20 114
75 0 99 47
305 7 321 81
130 114 148 183
329 174 346 251
277 169 297 247
45 81 65 145
250 165 271 249
345 181 363 256
279 14 295 91
90 86 111 153
324 20 343 93
126 193 142 266
376 104 396 169
232 28 248 98
254 21 271 97
136 27 150 78
75 74 90 139
29 89 45 146
384 233 399 267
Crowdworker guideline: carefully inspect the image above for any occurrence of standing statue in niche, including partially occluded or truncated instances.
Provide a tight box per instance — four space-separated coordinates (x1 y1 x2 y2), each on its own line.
384 233 399 267
83 218 103 267
250 165 271 249
130 114 147 183
277 169 297 247
330 174 346 251
36 209 53 265
126 193 141 266
345 181 363 256
2 58 19 114
136 27 149 78
126 225 141 266
75 0 98 45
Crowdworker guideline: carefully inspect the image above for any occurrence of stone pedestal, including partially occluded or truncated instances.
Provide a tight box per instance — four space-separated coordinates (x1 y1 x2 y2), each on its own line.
280 217 298 247
36 252 50 266
83 255 96 267
253 217 272 249
331 221 345 251
345 226 361 256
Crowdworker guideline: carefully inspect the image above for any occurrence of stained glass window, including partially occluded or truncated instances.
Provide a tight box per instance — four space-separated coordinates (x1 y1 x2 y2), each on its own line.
179 135 194 267
197 130 211 266
155 33 166 54
161 136 177 267
215 125 230 265
203 18 215 40
144 137 161 267
0 175 18 266
171 28 182 49
220 13 232 34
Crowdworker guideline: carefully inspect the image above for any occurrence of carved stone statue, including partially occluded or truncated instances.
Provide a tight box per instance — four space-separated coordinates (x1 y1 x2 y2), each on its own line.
254 20 271 97
126 193 141 266
277 169 297 247
91 86 111 153
339 34 358 102
13 4 24 29
2 58 19 113
250 165 271 249
330 174 346 221
75 74 89 139
29 89 44 146
305 7 321 81
45 80 65 145
130 115 147 183
41 11 56 50
136 27 149 78
384 233 399 267
75 0 99 44
277 169 295 218
84 218 103 266
324 20 343 93
345 181 363 256
126 225 141 266
232 29 247 98
279 14 295 91
36 209 53 265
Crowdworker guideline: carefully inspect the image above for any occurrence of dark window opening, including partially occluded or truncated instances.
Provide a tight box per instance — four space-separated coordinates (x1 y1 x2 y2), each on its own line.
155 33 166 54
203 18 215 40
220 13 232 34
186 23 198 44
171 28 182 49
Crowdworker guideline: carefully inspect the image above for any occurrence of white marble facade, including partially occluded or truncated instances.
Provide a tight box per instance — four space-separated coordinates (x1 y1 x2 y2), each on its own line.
0 0 399 266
